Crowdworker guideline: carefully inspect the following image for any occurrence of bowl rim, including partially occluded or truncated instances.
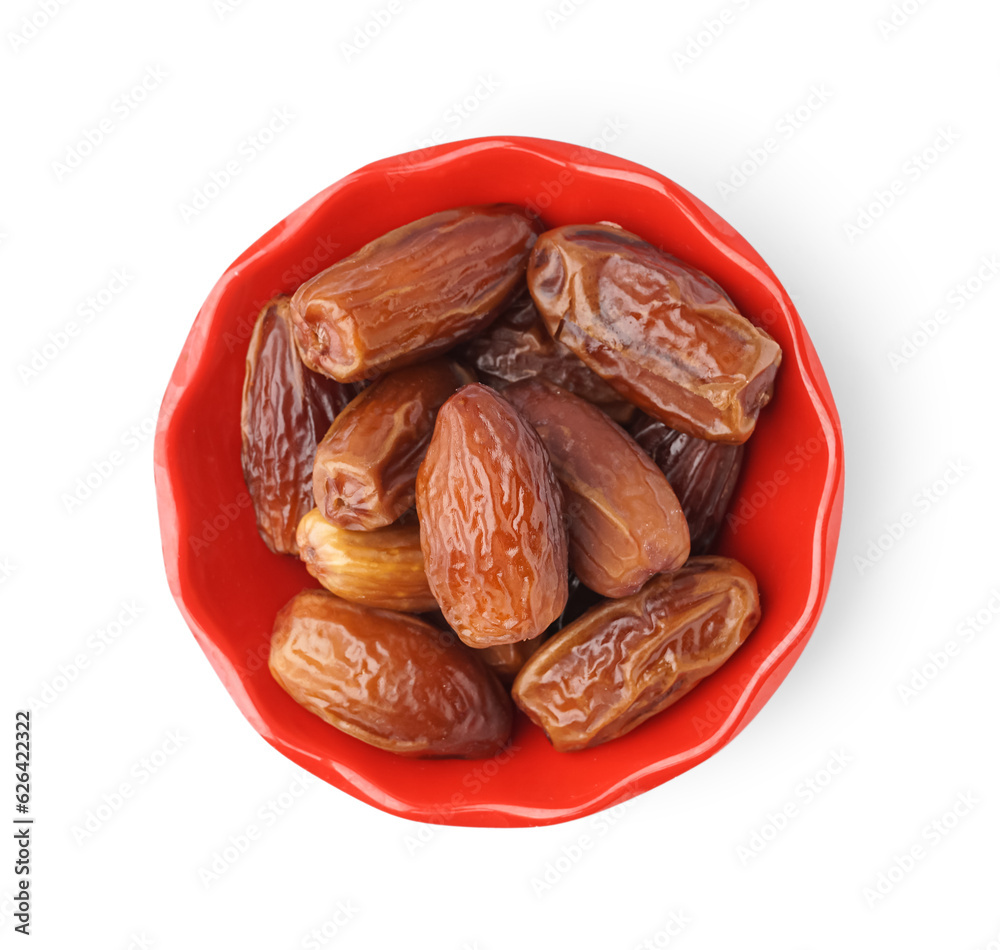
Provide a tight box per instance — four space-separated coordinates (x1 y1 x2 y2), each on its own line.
154 135 845 827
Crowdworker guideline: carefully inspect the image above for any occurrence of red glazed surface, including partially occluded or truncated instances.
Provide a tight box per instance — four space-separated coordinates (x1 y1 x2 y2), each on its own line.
154 136 845 828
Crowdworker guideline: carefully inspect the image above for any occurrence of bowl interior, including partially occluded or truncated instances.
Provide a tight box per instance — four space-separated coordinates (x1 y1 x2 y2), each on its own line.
154 136 844 827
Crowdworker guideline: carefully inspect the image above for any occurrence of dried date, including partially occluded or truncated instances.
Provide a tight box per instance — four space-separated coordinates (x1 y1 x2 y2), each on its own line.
630 414 745 554
296 508 437 613
270 589 512 758
512 557 761 751
290 205 542 382
504 379 689 598
527 223 782 443
241 295 356 555
415 383 569 647
313 358 475 530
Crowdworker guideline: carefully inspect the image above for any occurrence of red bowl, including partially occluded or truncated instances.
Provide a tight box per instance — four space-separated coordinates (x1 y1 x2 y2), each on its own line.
154 136 844 827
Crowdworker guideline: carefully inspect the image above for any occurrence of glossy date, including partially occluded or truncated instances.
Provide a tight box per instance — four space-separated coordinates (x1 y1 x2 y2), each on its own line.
415 383 569 647
312 358 474 531
290 205 542 382
241 295 356 554
504 379 689 598
269 589 512 758
512 557 761 751
527 223 782 443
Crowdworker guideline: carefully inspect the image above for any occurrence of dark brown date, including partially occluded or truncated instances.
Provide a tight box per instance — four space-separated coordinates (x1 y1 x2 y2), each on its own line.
512 557 761 751
460 286 636 424
313 358 475 531
631 414 745 555
527 223 782 443
241 295 356 555
415 383 569 647
504 379 689 598
269 589 512 758
290 205 542 382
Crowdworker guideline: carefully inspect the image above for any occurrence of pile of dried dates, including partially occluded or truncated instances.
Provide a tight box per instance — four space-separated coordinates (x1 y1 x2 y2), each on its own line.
241 204 781 758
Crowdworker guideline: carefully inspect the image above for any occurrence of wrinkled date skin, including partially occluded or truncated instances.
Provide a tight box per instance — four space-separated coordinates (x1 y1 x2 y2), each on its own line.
296 508 437 613
479 575 597 684
241 296 356 555
631 414 745 555
527 223 782 443
505 379 690 598
460 286 636 424
415 383 569 647
313 358 475 530
270 590 512 758
512 557 761 752
290 205 542 382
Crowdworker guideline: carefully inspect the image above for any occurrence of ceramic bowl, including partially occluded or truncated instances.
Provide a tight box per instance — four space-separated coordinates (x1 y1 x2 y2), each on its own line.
154 136 844 827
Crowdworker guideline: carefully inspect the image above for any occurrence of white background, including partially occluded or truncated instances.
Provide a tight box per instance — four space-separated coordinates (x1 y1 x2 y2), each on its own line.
3 0 999 947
